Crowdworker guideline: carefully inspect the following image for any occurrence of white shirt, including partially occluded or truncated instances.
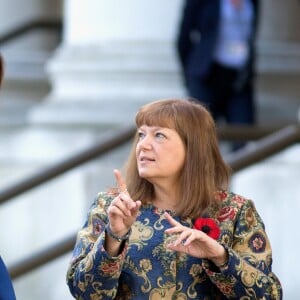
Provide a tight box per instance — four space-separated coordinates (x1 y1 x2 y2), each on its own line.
214 0 254 68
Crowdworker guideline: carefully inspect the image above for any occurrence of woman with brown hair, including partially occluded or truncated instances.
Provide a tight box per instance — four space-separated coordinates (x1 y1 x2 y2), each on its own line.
67 98 282 299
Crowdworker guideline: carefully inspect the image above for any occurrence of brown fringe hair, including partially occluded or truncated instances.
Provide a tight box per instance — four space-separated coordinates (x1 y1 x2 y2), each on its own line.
124 98 230 218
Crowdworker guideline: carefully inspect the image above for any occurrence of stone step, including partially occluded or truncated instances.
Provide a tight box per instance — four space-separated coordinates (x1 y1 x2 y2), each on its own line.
0 78 50 127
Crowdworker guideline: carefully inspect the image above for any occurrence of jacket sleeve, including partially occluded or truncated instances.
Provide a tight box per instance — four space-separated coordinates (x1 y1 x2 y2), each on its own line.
176 0 201 71
0 256 16 300
66 192 128 299
203 199 282 299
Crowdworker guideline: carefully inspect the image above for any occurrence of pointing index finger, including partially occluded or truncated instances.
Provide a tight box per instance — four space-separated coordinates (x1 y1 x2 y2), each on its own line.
164 212 180 226
114 169 127 193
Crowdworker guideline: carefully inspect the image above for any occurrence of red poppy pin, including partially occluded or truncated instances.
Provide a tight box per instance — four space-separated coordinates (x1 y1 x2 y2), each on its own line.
193 218 220 240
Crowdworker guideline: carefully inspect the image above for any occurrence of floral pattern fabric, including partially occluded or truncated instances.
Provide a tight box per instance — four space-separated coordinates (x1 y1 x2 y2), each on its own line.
67 191 282 299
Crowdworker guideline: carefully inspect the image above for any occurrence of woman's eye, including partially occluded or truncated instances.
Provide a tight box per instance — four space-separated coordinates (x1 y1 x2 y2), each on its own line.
155 132 165 139
138 132 145 139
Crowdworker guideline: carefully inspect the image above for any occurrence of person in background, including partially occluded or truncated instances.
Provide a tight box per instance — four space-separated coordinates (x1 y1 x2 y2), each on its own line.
177 0 260 150
0 54 17 300
66 98 282 299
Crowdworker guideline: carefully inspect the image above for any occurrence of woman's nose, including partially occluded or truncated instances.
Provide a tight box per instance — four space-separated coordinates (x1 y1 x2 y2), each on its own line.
139 135 152 149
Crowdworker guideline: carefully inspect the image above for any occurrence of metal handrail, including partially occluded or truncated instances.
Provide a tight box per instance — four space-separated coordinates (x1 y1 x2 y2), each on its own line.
1 124 285 206
217 124 291 141
7 124 300 279
0 18 62 46
0 126 136 205
226 125 300 172
9 233 76 279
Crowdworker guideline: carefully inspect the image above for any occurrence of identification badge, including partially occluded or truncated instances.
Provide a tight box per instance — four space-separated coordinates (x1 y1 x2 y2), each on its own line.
227 41 248 58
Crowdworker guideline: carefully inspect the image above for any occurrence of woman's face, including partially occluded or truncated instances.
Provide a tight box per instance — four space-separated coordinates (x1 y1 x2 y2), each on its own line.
136 125 186 184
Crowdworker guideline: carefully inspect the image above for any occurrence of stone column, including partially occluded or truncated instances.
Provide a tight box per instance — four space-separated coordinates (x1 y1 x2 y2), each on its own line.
29 0 185 126
256 0 300 125
258 0 300 43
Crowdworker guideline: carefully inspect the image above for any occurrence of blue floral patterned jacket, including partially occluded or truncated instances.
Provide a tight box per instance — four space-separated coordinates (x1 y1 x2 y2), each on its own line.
67 191 282 299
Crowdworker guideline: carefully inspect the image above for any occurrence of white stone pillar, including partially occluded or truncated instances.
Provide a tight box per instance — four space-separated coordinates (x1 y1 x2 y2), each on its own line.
256 0 300 125
29 0 185 125
65 0 182 44
257 0 300 73
258 0 300 44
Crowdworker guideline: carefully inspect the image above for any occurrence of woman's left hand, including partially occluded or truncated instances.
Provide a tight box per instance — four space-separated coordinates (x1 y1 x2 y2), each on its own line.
164 213 227 267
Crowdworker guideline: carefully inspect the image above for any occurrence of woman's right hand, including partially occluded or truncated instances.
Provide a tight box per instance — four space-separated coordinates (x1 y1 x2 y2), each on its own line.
106 169 141 237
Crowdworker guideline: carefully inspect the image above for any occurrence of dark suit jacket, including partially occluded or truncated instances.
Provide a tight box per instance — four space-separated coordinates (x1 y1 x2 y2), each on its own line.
177 0 260 83
0 257 16 300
